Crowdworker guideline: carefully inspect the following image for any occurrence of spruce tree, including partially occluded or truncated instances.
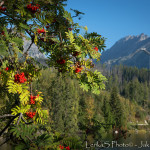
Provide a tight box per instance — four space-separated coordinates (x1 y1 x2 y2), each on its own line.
102 96 113 131
109 87 123 128
63 77 79 136
50 74 65 133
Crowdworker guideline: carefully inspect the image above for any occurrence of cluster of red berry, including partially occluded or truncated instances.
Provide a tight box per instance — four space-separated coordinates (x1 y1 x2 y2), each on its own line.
59 145 70 150
30 94 39 104
27 4 40 14
14 72 27 83
30 95 36 104
26 111 36 118
75 67 82 73
57 59 66 65
37 28 46 34
0 6 7 11
94 46 98 51
5 67 9 71
26 94 39 118
74 63 82 73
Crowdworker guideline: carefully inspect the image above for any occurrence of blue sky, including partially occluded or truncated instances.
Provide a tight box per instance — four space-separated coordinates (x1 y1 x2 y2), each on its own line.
65 0 150 50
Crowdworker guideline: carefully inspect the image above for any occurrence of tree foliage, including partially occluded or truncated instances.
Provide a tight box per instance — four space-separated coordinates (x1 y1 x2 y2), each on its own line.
0 0 107 149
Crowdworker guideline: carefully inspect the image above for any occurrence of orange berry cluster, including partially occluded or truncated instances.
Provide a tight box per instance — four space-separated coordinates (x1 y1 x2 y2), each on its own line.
14 72 27 83
26 111 36 118
27 4 40 14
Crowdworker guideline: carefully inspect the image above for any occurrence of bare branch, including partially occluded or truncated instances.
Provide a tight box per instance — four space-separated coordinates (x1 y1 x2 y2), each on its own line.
0 114 15 119
59 32 63 43
30 82 32 95
17 113 22 125
0 114 20 136
21 116 33 124
26 41 34 54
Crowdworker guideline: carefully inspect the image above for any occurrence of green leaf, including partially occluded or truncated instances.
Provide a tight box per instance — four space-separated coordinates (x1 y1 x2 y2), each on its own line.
65 31 75 43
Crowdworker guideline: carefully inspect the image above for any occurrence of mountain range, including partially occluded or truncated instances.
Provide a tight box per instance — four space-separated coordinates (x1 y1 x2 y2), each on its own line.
100 33 150 69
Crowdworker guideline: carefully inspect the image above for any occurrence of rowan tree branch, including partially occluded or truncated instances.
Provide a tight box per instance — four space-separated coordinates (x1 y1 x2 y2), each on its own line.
59 31 63 43
0 114 15 119
21 116 33 124
0 113 20 136
16 113 22 125
26 41 34 53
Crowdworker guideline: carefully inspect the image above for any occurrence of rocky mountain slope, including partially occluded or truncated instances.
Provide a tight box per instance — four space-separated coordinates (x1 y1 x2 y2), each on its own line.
100 33 150 69
23 38 46 59
23 38 48 66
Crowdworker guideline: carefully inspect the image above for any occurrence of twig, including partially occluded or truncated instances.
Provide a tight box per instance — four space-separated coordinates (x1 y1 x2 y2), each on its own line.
1 11 33 39
19 40 34 61
30 82 32 95
0 114 15 119
26 41 33 53
21 116 33 124
1 11 20 21
59 31 63 43
16 113 22 125
22 40 34 59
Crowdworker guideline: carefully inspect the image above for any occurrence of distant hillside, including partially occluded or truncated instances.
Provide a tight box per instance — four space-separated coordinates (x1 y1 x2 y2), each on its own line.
100 33 150 69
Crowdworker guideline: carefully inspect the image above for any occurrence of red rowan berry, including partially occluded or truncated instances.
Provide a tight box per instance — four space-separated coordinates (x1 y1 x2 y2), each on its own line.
94 46 98 51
